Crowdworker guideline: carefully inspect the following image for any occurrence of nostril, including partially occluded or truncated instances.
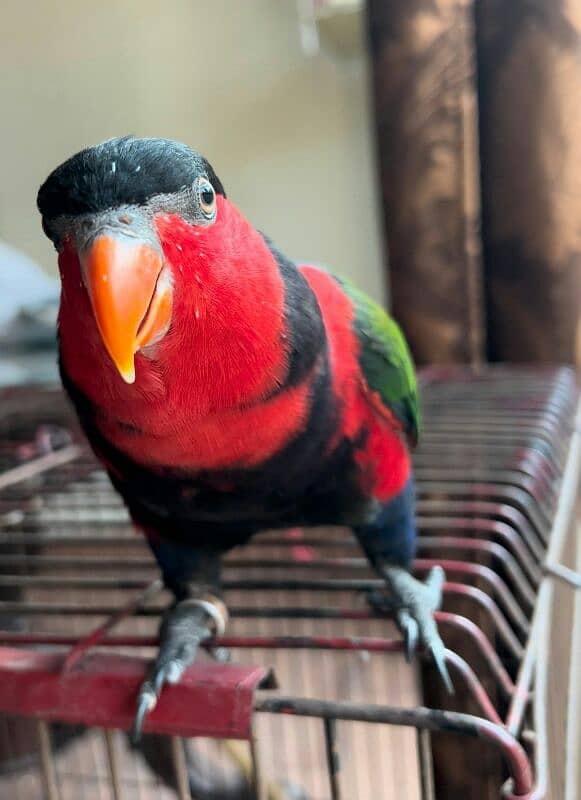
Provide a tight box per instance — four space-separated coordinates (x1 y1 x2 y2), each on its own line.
118 214 133 225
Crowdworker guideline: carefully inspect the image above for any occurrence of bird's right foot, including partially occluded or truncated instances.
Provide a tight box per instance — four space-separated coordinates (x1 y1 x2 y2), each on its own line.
132 594 228 743
367 564 453 693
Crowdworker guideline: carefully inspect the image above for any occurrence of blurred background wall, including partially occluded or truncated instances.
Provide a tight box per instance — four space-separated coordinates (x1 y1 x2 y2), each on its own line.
2 0 578 366
0 0 385 299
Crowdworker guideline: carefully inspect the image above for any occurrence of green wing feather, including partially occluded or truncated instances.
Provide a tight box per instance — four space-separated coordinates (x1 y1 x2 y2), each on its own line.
337 277 421 446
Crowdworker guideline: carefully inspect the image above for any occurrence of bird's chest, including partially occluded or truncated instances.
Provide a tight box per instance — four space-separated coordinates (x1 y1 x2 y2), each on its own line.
94 378 312 472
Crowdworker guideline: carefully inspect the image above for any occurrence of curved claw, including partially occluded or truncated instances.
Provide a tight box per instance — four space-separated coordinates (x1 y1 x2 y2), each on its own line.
130 598 219 744
416 566 453 692
430 643 454 695
131 659 190 745
132 686 157 744
397 609 419 663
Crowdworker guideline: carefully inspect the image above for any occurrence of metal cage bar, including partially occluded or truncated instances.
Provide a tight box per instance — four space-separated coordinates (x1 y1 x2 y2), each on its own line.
0 367 578 799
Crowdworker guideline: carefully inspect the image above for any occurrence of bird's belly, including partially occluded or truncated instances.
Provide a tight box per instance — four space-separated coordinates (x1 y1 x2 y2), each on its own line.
119 438 373 549
103 401 409 544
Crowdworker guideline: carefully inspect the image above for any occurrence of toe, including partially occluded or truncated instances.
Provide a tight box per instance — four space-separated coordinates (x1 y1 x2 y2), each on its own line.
166 660 186 685
152 666 166 696
427 638 454 695
132 684 158 744
424 566 445 611
397 609 419 662
131 599 217 742
417 613 454 694
132 656 189 743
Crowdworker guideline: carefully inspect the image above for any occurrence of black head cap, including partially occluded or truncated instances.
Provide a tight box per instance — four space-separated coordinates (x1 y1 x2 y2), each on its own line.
37 136 225 222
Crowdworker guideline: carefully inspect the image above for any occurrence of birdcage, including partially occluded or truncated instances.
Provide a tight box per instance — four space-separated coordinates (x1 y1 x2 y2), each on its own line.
0 367 578 799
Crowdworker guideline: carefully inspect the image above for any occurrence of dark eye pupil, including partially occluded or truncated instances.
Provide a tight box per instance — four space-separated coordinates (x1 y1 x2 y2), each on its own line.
200 185 214 206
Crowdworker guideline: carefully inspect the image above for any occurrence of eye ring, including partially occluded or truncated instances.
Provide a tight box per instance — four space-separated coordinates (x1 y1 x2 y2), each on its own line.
196 177 216 218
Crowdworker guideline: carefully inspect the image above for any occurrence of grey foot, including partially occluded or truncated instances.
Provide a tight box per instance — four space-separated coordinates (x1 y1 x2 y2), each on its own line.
368 564 453 693
131 597 226 743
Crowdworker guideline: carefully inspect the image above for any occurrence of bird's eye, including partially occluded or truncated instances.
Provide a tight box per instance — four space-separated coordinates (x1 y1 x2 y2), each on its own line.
196 177 216 218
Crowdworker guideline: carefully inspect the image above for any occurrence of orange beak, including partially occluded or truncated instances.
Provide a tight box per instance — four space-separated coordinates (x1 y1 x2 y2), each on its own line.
79 235 172 384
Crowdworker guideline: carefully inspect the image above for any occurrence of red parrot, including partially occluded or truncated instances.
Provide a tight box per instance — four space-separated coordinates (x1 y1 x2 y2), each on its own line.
38 137 450 739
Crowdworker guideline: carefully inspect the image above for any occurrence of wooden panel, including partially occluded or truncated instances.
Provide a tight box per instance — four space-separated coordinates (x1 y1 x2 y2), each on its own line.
367 0 485 365
477 0 581 366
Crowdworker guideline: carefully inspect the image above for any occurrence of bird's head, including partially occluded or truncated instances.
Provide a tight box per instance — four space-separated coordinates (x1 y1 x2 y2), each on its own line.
38 136 274 387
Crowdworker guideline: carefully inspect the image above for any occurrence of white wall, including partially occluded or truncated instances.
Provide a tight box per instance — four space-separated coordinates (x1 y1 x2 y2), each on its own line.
0 1 386 299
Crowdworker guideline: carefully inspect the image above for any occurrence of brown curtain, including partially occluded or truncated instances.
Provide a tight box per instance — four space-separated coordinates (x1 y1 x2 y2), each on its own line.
368 0 581 367
367 0 485 366
477 0 581 365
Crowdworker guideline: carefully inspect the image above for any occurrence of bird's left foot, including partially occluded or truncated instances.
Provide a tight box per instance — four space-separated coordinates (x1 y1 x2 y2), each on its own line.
368 564 453 693
132 595 228 743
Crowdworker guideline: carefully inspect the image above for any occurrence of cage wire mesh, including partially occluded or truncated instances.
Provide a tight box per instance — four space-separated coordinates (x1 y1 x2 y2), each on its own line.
0 366 578 800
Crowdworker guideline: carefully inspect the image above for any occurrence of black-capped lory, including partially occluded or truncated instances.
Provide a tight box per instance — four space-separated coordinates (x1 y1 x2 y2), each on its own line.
38 137 451 739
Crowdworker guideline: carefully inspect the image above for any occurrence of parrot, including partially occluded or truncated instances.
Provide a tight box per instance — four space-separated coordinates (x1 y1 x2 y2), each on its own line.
37 136 451 740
